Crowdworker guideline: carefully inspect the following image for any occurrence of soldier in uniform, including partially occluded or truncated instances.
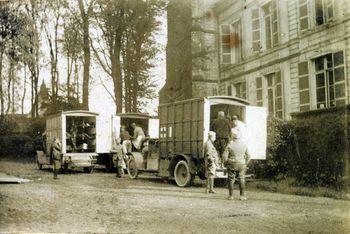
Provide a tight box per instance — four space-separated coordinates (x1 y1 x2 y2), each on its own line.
203 131 219 194
51 137 62 180
211 111 231 165
222 130 251 200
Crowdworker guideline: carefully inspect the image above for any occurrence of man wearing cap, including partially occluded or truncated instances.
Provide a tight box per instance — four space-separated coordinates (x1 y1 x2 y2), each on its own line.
51 137 62 180
222 130 251 200
131 123 145 150
211 111 231 165
231 115 246 142
203 131 219 193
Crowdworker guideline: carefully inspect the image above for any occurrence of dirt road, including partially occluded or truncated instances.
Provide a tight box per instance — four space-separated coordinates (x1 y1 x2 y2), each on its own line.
0 159 349 233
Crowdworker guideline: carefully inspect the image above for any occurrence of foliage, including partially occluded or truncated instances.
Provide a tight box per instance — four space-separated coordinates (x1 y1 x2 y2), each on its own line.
42 94 82 116
0 134 35 158
28 117 45 137
249 107 349 190
0 116 17 135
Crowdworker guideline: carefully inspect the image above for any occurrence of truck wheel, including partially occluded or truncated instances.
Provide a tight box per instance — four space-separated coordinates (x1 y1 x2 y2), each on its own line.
37 160 43 170
83 167 94 173
128 157 139 179
174 160 193 187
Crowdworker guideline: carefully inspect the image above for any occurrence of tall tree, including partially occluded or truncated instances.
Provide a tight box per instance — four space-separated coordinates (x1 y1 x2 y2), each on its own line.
78 0 94 110
92 0 126 113
93 0 163 113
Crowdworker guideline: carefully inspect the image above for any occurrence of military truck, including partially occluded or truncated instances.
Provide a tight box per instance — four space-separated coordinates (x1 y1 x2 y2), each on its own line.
36 110 99 173
96 112 159 171
127 96 267 187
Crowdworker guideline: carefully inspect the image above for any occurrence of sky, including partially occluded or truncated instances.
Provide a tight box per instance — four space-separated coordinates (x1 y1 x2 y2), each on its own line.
22 12 167 117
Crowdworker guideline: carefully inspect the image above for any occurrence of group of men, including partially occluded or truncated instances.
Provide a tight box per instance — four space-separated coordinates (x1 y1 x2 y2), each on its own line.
204 111 250 201
114 123 146 177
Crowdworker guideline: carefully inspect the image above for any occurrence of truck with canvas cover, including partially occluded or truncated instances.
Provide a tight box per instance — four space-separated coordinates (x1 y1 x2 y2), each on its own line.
96 112 159 171
36 110 99 173
127 96 267 187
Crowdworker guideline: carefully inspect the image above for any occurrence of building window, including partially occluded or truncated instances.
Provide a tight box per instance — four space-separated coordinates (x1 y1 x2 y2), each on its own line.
298 0 309 31
227 85 232 96
234 82 246 99
266 71 283 118
298 62 310 111
262 0 279 49
256 77 263 106
315 0 334 26
251 9 260 52
220 21 241 64
220 25 231 64
314 51 346 108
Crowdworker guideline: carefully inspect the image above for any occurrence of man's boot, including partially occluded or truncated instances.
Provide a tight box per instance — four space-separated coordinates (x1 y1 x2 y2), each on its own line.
227 180 234 200
116 166 122 178
239 177 247 200
205 178 210 193
53 169 58 180
209 178 216 193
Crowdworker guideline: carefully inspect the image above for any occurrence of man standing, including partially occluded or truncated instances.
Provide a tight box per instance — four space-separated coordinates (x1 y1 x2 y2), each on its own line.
222 130 251 200
231 115 247 142
131 123 145 150
120 125 132 154
204 131 219 193
51 137 62 180
211 111 231 165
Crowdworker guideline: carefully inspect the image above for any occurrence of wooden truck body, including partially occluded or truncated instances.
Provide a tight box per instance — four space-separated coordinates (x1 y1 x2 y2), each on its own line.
127 96 267 186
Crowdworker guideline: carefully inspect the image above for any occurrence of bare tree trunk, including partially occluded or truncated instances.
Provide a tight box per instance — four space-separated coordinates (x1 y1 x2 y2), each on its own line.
111 39 123 114
21 66 27 115
11 67 15 114
78 0 93 110
6 60 13 114
0 51 4 116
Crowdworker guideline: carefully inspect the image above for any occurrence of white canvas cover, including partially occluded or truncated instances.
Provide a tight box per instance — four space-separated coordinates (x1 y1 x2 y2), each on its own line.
96 115 113 153
111 115 121 143
148 118 159 138
245 106 267 160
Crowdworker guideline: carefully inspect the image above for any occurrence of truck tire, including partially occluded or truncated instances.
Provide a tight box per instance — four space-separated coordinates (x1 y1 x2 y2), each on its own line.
83 167 94 173
128 157 139 179
174 160 193 187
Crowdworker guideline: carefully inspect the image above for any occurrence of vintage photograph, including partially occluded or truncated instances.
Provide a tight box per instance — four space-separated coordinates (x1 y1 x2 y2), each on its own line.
0 0 349 233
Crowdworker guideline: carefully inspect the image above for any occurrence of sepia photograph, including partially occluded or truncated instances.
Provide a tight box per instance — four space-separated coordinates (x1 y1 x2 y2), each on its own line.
0 0 349 233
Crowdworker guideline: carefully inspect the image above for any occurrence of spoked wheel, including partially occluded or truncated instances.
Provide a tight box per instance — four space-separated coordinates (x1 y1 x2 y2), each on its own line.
174 160 193 187
128 157 139 179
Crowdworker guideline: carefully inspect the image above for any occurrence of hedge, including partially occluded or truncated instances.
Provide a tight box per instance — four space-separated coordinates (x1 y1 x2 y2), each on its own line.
250 106 350 190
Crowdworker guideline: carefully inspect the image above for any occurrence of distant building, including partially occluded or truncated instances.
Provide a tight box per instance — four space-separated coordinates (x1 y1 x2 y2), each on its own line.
164 0 350 120
37 81 49 116
210 0 350 119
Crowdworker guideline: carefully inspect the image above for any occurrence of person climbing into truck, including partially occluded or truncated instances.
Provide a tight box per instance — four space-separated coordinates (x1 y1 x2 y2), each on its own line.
211 111 231 166
131 123 145 150
120 125 132 155
204 131 219 193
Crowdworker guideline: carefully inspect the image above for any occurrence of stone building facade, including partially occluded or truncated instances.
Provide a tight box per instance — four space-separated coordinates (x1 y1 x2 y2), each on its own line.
210 0 350 119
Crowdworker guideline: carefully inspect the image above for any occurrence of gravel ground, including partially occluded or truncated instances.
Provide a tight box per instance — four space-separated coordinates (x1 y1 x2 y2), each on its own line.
0 159 349 233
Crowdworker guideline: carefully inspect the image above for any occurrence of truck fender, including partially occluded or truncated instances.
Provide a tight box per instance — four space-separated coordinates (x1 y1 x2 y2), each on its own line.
168 154 195 176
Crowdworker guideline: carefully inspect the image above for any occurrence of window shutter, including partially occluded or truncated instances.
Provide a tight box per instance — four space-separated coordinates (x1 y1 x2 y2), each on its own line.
256 77 263 106
271 0 279 46
298 0 309 31
251 9 260 52
220 25 231 64
298 61 310 111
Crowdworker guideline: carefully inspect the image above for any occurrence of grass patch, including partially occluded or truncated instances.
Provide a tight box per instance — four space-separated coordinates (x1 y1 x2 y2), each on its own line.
250 178 350 200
